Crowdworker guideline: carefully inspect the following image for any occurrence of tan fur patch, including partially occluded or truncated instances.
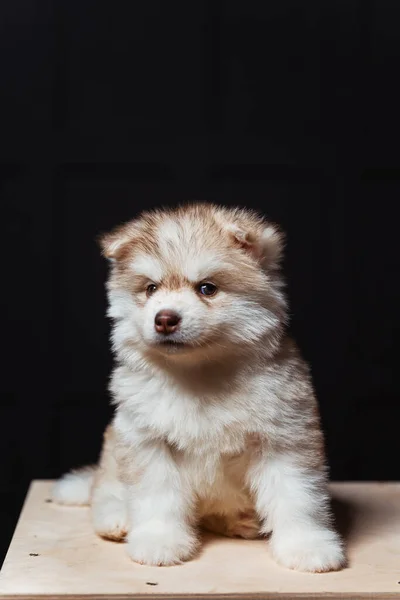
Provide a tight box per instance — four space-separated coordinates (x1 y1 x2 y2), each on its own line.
100 203 283 272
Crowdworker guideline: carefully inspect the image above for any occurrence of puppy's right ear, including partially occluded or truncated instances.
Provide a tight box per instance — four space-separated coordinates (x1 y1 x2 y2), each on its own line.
227 222 284 271
98 222 138 261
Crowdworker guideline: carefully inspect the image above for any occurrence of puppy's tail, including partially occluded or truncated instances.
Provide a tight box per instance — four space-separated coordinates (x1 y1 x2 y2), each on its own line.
51 465 97 506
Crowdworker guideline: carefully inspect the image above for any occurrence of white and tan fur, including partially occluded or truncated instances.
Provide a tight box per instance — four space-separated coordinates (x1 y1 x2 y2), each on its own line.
52 203 346 572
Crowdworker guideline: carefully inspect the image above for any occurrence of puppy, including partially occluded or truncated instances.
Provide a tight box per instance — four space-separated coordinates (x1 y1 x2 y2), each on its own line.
53 203 346 572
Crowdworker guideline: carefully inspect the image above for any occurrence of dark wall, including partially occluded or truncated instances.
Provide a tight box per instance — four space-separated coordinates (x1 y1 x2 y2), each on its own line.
1 0 399 563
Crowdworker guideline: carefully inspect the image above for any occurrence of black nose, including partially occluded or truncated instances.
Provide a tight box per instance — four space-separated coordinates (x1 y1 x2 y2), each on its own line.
154 310 181 334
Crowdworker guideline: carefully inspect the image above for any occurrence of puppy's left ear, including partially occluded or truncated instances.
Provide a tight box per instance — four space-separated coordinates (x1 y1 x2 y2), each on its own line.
98 229 126 261
229 223 284 270
97 221 139 261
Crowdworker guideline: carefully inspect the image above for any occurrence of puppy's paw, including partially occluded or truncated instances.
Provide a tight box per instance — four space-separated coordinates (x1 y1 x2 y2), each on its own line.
227 510 261 539
51 468 95 506
92 499 128 542
271 527 346 573
127 521 198 566
202 511 261 540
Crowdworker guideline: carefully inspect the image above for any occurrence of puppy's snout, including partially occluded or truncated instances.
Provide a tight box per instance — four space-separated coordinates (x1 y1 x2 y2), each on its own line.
154 310 181 335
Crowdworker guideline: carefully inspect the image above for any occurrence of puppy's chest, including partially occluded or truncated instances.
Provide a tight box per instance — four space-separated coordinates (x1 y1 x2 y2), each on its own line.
128 374 255 454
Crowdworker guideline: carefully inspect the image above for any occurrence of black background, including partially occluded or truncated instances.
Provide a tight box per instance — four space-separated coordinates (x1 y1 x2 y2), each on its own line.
1 0 399 564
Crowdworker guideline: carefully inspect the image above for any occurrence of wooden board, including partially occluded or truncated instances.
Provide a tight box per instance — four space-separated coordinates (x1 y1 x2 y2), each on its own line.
1 481 400 599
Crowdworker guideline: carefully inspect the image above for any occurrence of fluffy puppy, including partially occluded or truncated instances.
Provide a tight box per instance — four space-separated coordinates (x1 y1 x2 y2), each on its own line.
53 203 346 572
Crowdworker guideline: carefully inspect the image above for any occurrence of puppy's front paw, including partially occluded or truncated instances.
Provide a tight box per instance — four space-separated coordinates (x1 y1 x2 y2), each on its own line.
92 499 128 542
127 521 198 566
271 527 346 573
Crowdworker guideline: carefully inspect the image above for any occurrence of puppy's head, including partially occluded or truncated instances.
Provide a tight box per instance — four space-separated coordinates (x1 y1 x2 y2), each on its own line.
100 204 287 364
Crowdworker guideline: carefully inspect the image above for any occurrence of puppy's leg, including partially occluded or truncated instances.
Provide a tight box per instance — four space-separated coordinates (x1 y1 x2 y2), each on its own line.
119 437 198 566
91 425 128 541
248 451 346 572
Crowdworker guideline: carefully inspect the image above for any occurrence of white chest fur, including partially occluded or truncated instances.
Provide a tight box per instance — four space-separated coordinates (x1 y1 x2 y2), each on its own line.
111 364 266 457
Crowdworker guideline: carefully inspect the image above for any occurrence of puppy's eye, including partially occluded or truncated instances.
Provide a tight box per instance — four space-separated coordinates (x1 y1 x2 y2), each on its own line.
146 284 157 297
198 282 218 297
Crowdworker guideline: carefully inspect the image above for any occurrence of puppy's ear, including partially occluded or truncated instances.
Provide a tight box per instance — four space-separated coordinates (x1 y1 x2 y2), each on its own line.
259 223 285 270
228 223 284 270
98 222 139 261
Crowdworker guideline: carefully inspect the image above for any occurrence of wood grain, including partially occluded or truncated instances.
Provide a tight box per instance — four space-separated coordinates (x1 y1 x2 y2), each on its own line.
1 481 400 599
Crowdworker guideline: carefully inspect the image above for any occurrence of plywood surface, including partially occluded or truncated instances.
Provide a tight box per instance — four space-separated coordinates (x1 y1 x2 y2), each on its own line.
1 481 400 599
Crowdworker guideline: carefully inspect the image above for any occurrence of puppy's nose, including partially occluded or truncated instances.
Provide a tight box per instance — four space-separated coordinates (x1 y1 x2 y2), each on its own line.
154 310 181 334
